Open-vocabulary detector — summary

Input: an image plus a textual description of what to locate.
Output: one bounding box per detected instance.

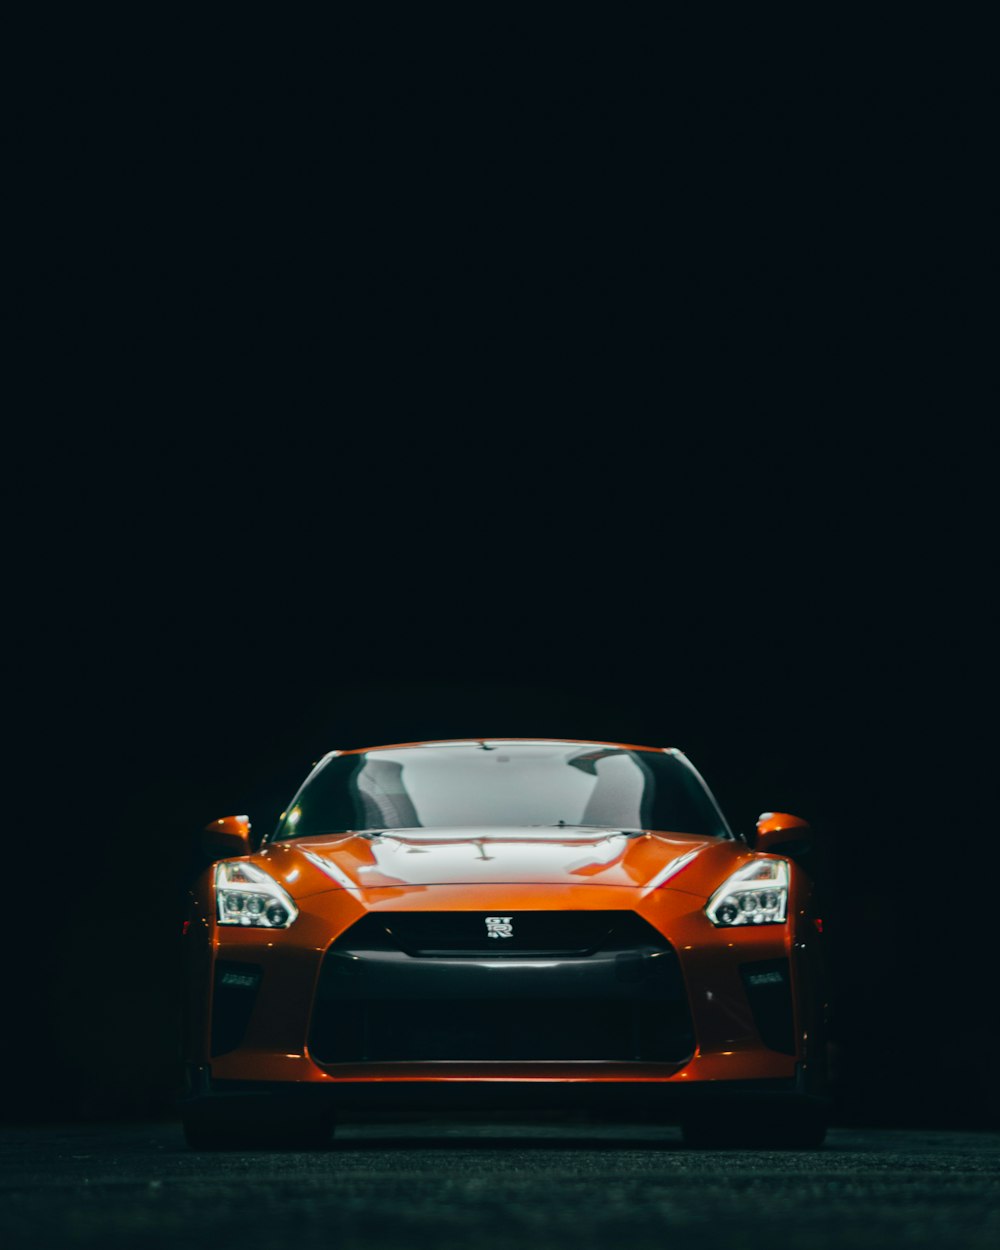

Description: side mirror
[202,815,252,860]
[754,811,812,856]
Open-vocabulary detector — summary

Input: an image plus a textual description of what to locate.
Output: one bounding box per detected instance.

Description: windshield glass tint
[272,742,729,840]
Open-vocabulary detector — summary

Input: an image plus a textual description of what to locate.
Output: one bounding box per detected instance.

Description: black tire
[681,1102,828,1150]
[182,1109,334,1150]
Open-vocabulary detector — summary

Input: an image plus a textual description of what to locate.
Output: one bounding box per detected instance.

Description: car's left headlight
[705,859,789,927]
[215,861,299,929]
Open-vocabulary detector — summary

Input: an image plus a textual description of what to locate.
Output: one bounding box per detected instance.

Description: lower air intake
[309,911,694,1064]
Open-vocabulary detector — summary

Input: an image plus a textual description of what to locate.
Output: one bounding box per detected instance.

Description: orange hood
[255,827,744,899]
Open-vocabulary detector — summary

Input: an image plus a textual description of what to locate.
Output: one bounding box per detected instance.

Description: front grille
[309,911,694,1064]
[333,910,666,957]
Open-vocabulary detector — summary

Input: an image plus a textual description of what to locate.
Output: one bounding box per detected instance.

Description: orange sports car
[181,739,830,1147]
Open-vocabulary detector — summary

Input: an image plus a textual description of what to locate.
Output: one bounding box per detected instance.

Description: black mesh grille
[312,996,692,1062]
[310,911,694,1064]
[332,910,669,957]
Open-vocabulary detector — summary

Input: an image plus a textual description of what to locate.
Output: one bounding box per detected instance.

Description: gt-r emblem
[485,916,513,939]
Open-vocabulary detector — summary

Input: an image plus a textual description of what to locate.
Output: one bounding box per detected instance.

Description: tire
[182,1107,334,1150]
[681,1102,828,1150]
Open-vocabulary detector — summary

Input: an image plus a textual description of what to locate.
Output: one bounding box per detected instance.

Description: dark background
[8,21,993,1127]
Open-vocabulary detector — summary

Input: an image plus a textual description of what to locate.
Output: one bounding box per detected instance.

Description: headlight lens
[705,859,789,927]
[215,862,299,929]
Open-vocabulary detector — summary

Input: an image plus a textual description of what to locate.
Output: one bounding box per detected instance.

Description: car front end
[181,741,830,1146]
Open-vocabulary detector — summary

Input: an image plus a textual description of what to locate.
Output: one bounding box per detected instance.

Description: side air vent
[740,958,795,1055]
[211,961,261,1057]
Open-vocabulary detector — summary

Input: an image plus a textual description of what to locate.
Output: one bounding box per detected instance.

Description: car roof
[334,738,678,756]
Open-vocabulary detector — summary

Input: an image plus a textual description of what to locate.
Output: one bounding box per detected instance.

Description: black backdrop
[8,31,994,1127]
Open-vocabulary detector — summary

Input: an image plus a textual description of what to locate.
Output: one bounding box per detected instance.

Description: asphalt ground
[2,1120,999,1250]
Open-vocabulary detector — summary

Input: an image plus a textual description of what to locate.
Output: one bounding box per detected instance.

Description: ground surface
[2,1121,999,1250]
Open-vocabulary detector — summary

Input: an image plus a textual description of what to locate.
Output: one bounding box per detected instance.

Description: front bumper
[184,882,825,1098]
[180,1065,828,1130]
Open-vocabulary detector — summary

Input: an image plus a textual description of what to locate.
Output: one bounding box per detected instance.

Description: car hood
[256,827,741,898]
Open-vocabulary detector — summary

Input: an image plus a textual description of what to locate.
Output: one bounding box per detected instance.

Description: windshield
[271,741,730,840]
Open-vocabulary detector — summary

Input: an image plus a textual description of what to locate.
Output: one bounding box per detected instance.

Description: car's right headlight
[705,859,789,927]
[215,861,299,929]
